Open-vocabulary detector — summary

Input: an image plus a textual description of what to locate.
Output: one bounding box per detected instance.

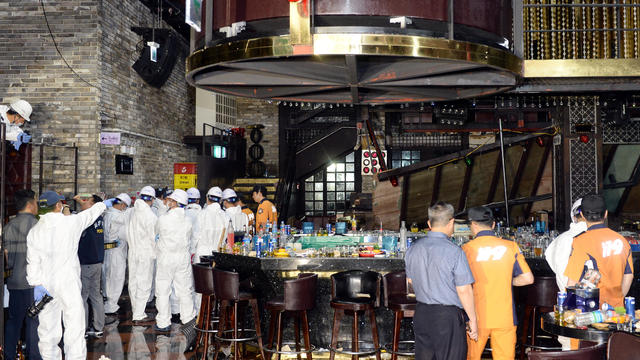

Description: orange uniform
[242,206,255,229]
[462,231,532,360]
[256,199,277,233]
[564,224,633,307]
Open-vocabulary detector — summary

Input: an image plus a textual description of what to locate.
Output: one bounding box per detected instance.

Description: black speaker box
[131,28,179,88]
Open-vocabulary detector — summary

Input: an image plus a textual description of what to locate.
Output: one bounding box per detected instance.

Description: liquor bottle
[399,221,407,254]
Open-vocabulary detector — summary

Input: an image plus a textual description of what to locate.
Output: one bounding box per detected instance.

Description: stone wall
[235,97,279,176]
[0,0,196,198]
[97,0,196,196]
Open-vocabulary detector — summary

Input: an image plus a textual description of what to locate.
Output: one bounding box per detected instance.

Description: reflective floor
[86,293,200,360]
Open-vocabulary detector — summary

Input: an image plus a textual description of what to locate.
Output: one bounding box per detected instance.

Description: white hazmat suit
[26,202,106,360]
[103,206,131,313]
[185,202,202,259]
[225,205,249,232]
[194,202,227,260]
[155,207,196,328]
[126,199,158,321]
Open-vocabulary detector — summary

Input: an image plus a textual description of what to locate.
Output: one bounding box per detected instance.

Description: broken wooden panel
[437,162,467,208]
[466,151,500,208]
[372,175,404,229]
[491,145,524,204]
[406,169,436,225]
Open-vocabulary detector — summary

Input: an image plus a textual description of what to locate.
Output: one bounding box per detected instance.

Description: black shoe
[153,323,171,332]
[86,328,104,338]
[105,312,118,317]
[171,313,181,324]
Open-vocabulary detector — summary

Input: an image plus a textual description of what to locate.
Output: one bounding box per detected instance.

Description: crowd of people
[3,184,277,360]
[406,193,633,360]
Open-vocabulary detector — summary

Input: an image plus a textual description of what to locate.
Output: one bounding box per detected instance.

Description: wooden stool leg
[391,311,402,360]
[214,301,228,360]
[250,299,266,360]
[195,295,206,358]
[369,308,381,360]
[520,305,532,360]
[200,296,212,360]
[531,306,538,348]
[301,311,312,360]
[294,312,302,360]
[352,311,359,360]
[329,309,344,360]
[276,311,284,360]
[267,310,278,360]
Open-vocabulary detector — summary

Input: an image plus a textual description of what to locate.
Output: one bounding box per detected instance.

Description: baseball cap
[468,206,494,223]
[39,191,64,207]
[580,194,606,215]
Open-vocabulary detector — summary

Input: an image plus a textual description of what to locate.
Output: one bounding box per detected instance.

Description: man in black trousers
[3,189,42,360]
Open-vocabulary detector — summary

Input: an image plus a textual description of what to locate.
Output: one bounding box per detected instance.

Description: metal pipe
[0,123,5,351]
[513,0,524,58]
[498,117,511,228]
[39,143,44,195]
[74,145,79,211]
[448,0,455,40]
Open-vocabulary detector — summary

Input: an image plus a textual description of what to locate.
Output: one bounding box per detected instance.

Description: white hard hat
[9,99,32,122]
[187,187,201,199]
[571,198,583,223]
[207,186,223,199]
[115,193,132,207]
[140,186,155,198]
[169,189,188,206]
[222,188,237,201]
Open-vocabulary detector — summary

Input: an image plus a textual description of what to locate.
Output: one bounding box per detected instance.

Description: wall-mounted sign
[100,132,121,145]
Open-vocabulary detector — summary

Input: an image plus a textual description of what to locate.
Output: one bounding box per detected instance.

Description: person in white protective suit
[222,188,249,232]
[0,98,32,149]
[126,186,158,324]
[544,198,587,350]
[194,187,227,260]
[184,187,202,261]
[153,189,196,332]
[103,193,132,315]
[26,190,106,360]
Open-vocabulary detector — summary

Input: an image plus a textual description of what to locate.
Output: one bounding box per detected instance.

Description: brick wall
[0,0,196,198]
[97,0,196,196]
[235,97,279,176]
[0,0,101,195]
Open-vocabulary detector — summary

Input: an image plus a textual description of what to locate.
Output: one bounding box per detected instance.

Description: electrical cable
[39,0,99,89]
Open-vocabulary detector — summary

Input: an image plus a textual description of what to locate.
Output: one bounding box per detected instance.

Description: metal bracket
[219,21,246,38]
[390,16,412,29]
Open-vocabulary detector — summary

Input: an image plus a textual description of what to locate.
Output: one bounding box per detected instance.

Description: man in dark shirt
[405,201,477,360]
[3,189,42,360]
[77,194,106,337]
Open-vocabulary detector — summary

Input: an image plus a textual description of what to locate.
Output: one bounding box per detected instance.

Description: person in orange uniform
[237,193,255,231]
[564,194,634,307]
[462,206,534,360]
[252,185,277,233]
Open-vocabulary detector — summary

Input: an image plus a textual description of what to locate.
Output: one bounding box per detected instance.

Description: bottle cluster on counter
[217,219,429,258]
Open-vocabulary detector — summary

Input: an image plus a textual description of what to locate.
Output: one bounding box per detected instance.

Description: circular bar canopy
[186,34,523,105]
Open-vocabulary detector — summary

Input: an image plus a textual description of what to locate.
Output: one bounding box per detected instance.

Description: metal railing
[522,0,640,60]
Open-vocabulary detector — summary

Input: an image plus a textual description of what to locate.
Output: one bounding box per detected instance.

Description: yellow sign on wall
[174,174,197,190]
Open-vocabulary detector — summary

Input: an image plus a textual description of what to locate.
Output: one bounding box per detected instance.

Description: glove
[10,140,22,151]
[34,285,50,302]
[115,239,121,247]
[104,198,115,207]
[20,132,31,143]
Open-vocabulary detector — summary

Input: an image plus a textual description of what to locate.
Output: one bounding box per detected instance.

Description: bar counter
[208,252,638,350]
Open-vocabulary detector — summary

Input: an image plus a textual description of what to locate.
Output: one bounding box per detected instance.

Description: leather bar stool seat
[265,273,318,360]
[212,268,266,360]
[329,270,382,360]
[383,271,416,360]
[519,276,560,359]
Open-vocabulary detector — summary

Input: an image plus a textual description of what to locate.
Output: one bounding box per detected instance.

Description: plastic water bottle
[255,235,264,258]
[399,221,407,254]
[242,233,251,256]
[574,310,615,327]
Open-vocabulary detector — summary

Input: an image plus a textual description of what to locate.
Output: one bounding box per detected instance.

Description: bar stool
[329,270,382,360]
[382,270,416,360]
[265,273,318,360]
[192,263,218,360]
[519,276,560,359]
[212,268,266,360]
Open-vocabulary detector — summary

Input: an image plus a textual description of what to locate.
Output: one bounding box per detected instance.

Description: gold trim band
[186,34,523,83]
[524,59,640,78]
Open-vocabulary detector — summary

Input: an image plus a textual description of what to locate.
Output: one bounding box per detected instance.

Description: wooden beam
[457,161,473,212]
[400,175,410,221]
[432,167,443,206]
[525,141,553,217]
[379,132,545,181]
[509,140,533,199]
[487,154,503,204]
